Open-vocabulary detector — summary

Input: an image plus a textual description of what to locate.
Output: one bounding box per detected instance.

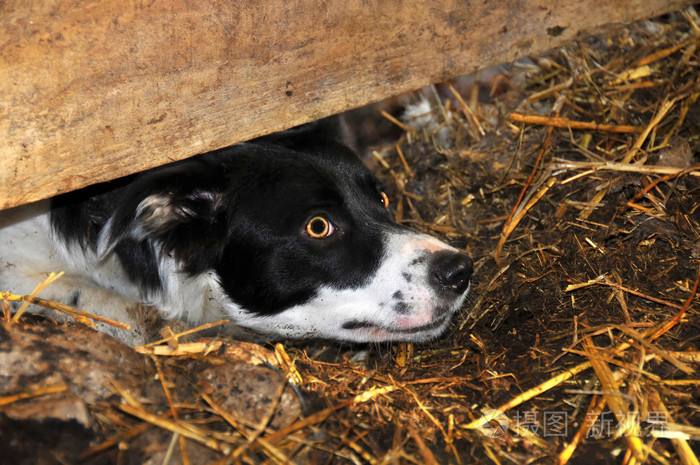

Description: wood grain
[0,0,691,209]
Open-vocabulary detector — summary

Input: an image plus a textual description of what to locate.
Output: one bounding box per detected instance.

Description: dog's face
[211,145,473,342]
[97,140,472,342]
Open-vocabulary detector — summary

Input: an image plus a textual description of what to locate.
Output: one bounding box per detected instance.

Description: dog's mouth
[341,313,449,335]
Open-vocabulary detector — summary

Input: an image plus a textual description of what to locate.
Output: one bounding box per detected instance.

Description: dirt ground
[2,7,699,465]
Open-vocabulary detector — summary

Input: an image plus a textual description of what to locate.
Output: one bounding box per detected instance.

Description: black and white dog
[0,120,472,345]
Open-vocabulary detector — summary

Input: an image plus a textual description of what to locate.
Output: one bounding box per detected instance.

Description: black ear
[97,161,228,272]
[253,115,353,151]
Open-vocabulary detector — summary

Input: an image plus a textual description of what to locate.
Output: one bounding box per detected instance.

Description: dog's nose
[429,250,473,295]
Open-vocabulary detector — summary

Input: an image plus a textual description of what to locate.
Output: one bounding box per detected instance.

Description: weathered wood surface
[0,0,691,209]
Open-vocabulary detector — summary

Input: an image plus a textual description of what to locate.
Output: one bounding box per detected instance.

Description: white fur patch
[0,202,225,344]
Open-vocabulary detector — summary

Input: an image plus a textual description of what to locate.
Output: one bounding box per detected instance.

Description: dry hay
[2,6,700,465]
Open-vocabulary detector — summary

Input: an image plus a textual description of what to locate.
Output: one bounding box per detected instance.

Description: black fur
[50,120,394,314]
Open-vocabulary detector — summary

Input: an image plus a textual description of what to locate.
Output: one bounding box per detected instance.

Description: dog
[0,119,473,345]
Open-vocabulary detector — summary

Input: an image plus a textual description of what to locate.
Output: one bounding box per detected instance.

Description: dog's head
[97,128,473,342]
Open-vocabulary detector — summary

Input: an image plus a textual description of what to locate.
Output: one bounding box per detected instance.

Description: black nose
[429,250,473,295]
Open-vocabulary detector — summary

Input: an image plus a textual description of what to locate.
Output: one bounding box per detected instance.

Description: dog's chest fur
[0,201,226,344]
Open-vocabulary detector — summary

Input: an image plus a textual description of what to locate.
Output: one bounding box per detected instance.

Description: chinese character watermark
[479,409,669,439]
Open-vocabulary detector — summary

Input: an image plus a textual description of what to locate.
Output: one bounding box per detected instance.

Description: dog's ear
[97,161,228,271]
[253,115,353,150]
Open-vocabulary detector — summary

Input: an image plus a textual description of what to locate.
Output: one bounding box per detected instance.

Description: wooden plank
[0,0,691,209]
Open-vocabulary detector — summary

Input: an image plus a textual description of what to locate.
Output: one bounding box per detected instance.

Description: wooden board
[0,0,691,209]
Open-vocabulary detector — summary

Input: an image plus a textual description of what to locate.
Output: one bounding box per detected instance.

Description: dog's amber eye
[380,191,390,209]
[305,215,334,239]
